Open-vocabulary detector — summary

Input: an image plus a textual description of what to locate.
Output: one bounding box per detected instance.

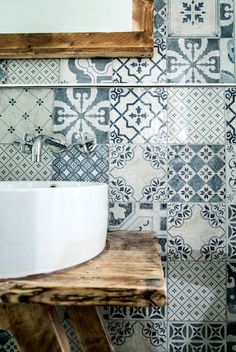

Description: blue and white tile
[168,88,225,144]
[168,0,218,37]
[0,60,8,83]
[110,88,167,144]
[168,203,226,261]
[112,40,166,83]
[221,39,235,83]
[169,322,226,351]
[226,145,236,202]
[7,59,60,84]
[60,58,112,83]
[167,38,220,83]
[0,331,18,352]
[168,261,226,321]
[58,308,82,352]
[168,145,226,203]
[53,88,110,145]
[0,88,53,144]
[220,0,234,38]
[154,0,167,38]
[0,145,52,181]
[110,145,168,203]
[226,88,236,143]
[228,205,236,261]
[227,262,236,321]
[227,322,236,351]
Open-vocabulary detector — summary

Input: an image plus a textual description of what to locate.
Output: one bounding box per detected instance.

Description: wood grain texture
[0,232,166,307]
[0,0,154,58]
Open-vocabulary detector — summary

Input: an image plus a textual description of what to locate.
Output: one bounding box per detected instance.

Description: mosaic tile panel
[112,40,166,83]
[168,203,226,261]
[60,58,112,83]
[168,88,225,144]
[226,88,236,143]
[0,145,52,181]
[226,145,236,202]
[227,262,236,322]
[0,60,8,84]
[220,0,234,38]
[53,88,110,145]
[221,39,235,83]
[168,261,226,321]
[168,0,218,37]
[110,88,167,144]
[168,145,226,203]
[7,59,60,84]
[167,38,220,83]
[110,145,168,203]
[228,205,236,261]
[154,0,167,37]
[0,88,54,144]
[52,144,109,182]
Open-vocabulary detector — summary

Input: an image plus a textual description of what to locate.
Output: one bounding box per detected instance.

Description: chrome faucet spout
[31,135,46,163]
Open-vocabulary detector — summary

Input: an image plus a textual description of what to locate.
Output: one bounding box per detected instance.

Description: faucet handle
[13,133,34,154]
[72,132,95,154]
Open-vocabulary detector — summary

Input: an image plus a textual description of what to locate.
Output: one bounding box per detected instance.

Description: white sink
[0,181,108,279]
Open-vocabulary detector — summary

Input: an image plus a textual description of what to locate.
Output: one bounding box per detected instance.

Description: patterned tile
[228,205,236,261]
[0,60,8,84]
[168,261,226,321]
[168,203,226,261]
[221,39,235,83]
[0,331,18,352]
[227,262,236,321]
[110,88,167,144]
[227,322,236,351]
[220,0,234,38]
[0,88,53,144]
[103,304,166,321]
[168,88,225,144]
[154,0,167,37]
[52,144,109,182]
[168,0,218,37]
[112,40,166,83]
[60,58,112,83]
[168,145,226,203]
[167,38,220,83]
[58,308,82,352]
[53,88,110,145]
[226,145,236,202]
[7,59,60,84]
[169,322,226,351]
[0,145,52,181]
[110,145,168,203]
[226,88,236,143]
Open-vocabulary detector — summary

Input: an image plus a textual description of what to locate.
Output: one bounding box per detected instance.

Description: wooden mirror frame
[0,0,154,59]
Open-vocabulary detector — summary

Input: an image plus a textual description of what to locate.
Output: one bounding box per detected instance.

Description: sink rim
[0,181,108,190]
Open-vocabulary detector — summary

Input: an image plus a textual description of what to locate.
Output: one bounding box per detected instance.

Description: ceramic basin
[0,181,108,279]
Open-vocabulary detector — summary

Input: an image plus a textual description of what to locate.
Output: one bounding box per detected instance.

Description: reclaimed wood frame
[0,0,154,59]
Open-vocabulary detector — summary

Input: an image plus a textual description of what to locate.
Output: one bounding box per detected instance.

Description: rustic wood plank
[0,304,70,352]
[0,232,166,307]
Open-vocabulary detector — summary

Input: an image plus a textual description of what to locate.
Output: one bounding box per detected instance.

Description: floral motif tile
[60,58,112,83]
[226,88,236,143]
[168,0,218,37]
[112,40,166,83]
[226,145,236,202]
[0,331,18,352]
[227,262,236,321]
[110,88,167,144]
[227,322,236,351]
[0,88,53,144]
[221,39,235,83]
[169,322,226,351]
[7,59,60,84]
[0,60,8,84]
[0,145,52,181]
[166,38,220,83]
[220,0,234,38]
[52,144,109,182]
[103,304,166,322]
[168,145,226,203]
[168,88,225,144]
[53,88,110,145]
[154,0,167,37]
[110,145,168,203]
[168,261,226,321]
[228,205,236,261]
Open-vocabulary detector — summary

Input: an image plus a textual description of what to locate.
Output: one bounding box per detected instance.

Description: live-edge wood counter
[0,231,167,352]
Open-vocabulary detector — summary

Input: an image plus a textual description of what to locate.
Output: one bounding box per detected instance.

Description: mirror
[0,0,153,59]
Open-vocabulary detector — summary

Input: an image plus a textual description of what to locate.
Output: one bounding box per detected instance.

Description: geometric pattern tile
[228,322,236,352]
[112,40,166,83]
[60,58,112,84]
[168,0,218,37]
[110,88,167,144]
[167,38,220,83]
[154,0,167,37]
[103,304,166,321]
[168,88,225,144]
[221,39,235,83]
[7,59,60,84]
[168,203,226,261]
[0,331,18,352]
[220,0,234,38]
[52,145,109,182]
[0,60,8,84]
[53,88,110,145]
[226,88,236,143]
[169,322,226,351]
[0,88,54,144]
[227,205,236,261]
[0,145,52,181]
[168,261,226,321]
[168,145,226,203]
[57,307,82,352]
[226,145,236,202]
[110,144,168,203]
[227,262,236,321]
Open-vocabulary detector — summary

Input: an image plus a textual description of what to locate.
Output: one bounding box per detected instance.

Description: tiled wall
[0,1,236,351]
